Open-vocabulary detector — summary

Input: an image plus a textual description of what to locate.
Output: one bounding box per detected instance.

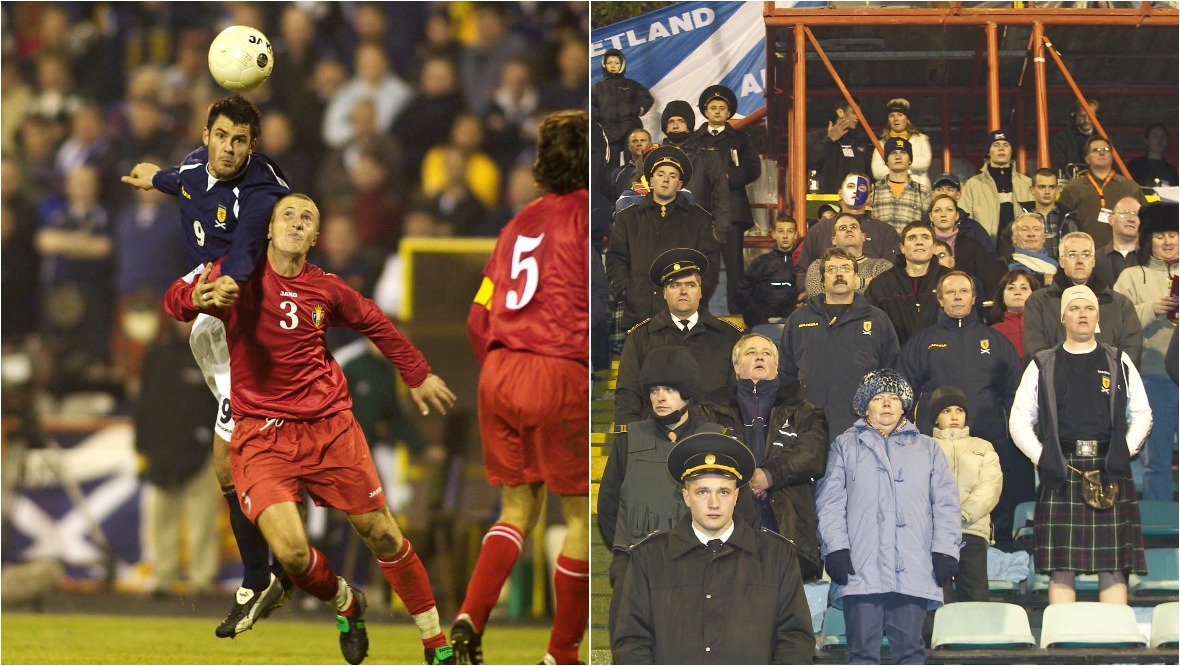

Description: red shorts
[229,410,386,523]
[478,348,588,495]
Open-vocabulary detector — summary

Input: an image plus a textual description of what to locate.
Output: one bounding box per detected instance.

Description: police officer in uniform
[613,248,744,426]
[610,432,815,664]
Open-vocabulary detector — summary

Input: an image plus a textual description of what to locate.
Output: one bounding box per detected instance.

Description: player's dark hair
[534,110,588,194]
[207,95,262,142]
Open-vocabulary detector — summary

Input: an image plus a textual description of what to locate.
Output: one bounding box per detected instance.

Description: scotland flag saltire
[591,1,821,138]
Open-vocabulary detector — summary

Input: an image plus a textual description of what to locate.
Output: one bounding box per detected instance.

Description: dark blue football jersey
[152,146,291,284]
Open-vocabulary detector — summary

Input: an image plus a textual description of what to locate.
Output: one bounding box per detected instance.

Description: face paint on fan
[841,175,869,208]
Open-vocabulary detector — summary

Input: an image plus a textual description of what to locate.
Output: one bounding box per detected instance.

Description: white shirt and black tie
[676,312,700,334]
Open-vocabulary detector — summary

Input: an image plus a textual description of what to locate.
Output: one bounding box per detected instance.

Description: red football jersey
[468,191,589,365]
[165,259,430,421]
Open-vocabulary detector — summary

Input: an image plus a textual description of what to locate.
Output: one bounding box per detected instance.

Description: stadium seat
[1039,602,1148,648]
[751,323,785,342]
[1139,501,1179,539]
[930,601,1035,650]
[1130,548,1180,596]
[820,608,888,649]
[1011,501,1035,542]
[1150,602,1179,648]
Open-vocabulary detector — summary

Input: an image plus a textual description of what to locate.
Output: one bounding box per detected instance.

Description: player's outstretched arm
[409,373,457,416]
[120,162,162,191]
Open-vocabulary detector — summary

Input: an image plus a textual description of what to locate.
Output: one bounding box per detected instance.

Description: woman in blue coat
[815,369,962,665]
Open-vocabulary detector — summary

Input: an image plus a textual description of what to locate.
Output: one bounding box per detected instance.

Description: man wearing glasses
[802,213,893,297]
[1057,135,1147,248]
[779,247,899,436]
[1023,230,1143,365]
[1095,197,1143,287]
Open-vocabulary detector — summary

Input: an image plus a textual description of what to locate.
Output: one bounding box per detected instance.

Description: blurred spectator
[459,3,529,116]
[322,42,412,150]
[807,100,873,195]
[1127,123,1179,187]
[482,163,541,236]
[483,57,541,176]
[319,98,405,202]
[2,160,41,342]
[392,55,465,190]
[15,115,63,203]
[372,205,453,319]
[413,11,461,76]
[539,38,588,113]
[259,110,314,193]
[421,113,502,211]
[269,5,325,162]
[348,148,403,253]
[312,207,385,299]
[135,317,220,598]
[160,29,217,131]
[55,101,115,188]
[29,51,82,123]
[35,164,116,394]
[1,58,35,151]
[112,97,177,192]
[429,146,488,236]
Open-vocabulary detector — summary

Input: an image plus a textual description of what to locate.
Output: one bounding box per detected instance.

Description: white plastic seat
[930,601,1035,650]
[1150,601,1179,648]
[1039,602,1147,648]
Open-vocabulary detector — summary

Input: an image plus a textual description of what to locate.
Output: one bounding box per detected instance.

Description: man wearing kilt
[1010,284,1153,604]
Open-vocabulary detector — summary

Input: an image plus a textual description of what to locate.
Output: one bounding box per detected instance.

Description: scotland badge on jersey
[216,205,228,228]
[311,305,326,328]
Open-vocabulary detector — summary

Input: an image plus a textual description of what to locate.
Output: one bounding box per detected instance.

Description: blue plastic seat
[1139,501,1179,539]
[751,323,786,343]
[1011,501,1036,542]
[1130,548,1179,596]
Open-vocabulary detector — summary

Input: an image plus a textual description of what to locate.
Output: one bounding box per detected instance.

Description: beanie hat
[661,100,695,134]
[885,137,913,161]
[928,386,969,422]
[1060,284,1100,319]
[853,368,914,418]
[986,129,1011,150]
[639,346,702,402]
[886,98,911,115]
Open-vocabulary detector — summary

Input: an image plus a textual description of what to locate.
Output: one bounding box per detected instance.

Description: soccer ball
[208,25,274,93]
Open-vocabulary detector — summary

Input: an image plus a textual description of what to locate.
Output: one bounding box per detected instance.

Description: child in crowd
[929,385,1003,603]
[591,49,653,168]
[734,216,799,327]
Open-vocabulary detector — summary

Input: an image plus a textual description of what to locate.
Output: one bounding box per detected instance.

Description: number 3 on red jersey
[505,233,544,310]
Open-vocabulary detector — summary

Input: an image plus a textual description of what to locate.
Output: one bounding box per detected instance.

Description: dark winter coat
[611,515,815,665]
[687,123,760,226]
[864,259,949,346]
[661,137,733,236]
[778,293,900,436]
[591,49,654,144]
[806,126,873,195]
[702,381,830,581]
[135,333,217,486]
[734,248,797,318]
[1022,269,1143,367]
[605,193,721,330]
[614,308,744,426]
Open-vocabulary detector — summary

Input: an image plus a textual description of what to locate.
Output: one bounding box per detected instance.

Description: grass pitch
[1,612,577,664]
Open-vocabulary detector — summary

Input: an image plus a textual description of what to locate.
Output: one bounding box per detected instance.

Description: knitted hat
[639,346,702,402]
[986,129,1011,150]
[853,368,914,418]
[661,100,695,133]
[885,137,912,161]
[1059,284,1100,319]
[1136,202,1179,265]
[929,385,969,422]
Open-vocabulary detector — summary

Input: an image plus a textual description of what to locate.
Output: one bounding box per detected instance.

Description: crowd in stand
[1,1,588,406]
[593,66,1178,663]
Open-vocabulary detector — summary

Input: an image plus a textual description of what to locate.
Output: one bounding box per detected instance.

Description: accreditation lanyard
[1085,171,1115,208]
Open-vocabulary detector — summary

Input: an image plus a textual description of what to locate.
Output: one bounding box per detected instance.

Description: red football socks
[457,522,525,633]
[289,546,339,602]
[377,538,443,645]
[548,554,589,664]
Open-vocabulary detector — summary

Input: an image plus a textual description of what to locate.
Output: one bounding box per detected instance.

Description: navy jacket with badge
[895,309,1021,451]
[152,147,291,283]
[778,293,899,436]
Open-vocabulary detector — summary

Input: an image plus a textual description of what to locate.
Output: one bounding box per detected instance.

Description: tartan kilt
[1033,452,1147,575]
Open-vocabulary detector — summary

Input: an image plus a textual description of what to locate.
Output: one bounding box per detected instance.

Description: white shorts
[189,313,234,440]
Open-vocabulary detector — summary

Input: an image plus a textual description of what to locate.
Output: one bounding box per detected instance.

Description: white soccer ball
[208,25,274,93]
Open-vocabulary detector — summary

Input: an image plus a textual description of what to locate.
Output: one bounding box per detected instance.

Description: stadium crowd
[593,68,1178,662]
